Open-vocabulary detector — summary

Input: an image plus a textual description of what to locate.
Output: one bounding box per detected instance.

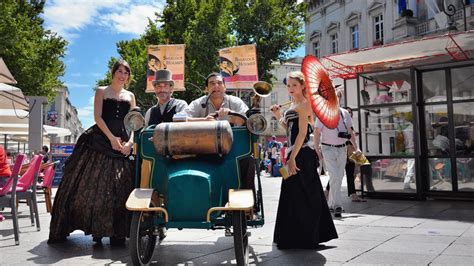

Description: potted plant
[401,9,414,18]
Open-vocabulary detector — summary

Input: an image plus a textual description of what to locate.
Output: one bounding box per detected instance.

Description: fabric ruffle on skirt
[49,135,134,241]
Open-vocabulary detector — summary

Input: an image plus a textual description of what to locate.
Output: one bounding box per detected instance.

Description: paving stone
[430,254,474,265]
[371,240,451,255]
[1,178,473,265]
[442,243,474,257]
[367,216,425,228]
[347,251,437,265]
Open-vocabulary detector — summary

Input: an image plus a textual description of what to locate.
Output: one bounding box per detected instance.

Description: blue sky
[43,0,304,129]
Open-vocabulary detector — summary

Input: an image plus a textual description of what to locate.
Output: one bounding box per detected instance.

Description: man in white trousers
[314,89,360,217]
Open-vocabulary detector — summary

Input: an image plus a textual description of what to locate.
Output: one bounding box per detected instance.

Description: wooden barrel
[152,121,233,156]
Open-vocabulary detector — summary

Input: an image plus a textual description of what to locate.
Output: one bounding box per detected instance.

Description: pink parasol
[301,55,340,129]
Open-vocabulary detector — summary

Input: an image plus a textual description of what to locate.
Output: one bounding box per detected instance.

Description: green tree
[231,0,306,82]
[180,0,232,101]
[99,0,305,110]
[0,0,67,100]
[96,21,167,108]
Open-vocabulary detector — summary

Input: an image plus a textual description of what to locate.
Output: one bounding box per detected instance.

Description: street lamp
[442,0,467,31]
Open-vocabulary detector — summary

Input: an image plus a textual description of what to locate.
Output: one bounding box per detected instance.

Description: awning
[0,83,28,110]
[0,58,17,84]
[0,83,29,135]
[1,83,71,137]
[0,123,71,137]
[321,30,474,79]
[43,125,71,137]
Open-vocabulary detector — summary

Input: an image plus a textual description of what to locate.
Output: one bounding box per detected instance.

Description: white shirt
[315,108,353,145]
[179,94,249,118]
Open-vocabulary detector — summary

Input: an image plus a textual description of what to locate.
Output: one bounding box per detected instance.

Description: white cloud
[90,73,103,77]
[65,82,90,88]
[43,0,164,41]
[76,97,95,128]
[101,4,162,35]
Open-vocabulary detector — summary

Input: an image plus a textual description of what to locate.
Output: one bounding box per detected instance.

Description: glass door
[420,65,474,196]
[357,68,418,196]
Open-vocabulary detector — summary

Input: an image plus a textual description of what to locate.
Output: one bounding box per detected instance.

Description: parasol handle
[278,101,292,108]
[269,101,292,112]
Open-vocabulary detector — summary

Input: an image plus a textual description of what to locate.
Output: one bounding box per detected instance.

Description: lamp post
[442,0,467,31]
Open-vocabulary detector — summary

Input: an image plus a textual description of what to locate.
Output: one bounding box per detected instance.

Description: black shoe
[334,207,343,218]
[110,236,126,246]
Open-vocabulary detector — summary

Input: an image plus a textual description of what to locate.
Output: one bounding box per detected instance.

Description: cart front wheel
[130,211,157,265]
[232,210,249,266]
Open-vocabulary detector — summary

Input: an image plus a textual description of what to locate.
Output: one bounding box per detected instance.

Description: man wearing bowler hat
[145,69,188,125]
[143,69,188,240]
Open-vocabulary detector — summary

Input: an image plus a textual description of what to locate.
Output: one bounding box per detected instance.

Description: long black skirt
[48,135,134,241]
[273,147,338,249]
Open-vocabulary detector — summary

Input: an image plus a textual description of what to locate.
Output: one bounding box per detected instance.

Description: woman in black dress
[271,71,337,249]
[48,60,136,245]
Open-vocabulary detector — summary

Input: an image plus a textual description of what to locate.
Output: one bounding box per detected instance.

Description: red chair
[0,154,26,245]
[9,154,43,231]
[36,161,58,213]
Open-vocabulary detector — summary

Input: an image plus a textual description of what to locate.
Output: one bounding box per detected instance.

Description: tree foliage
[99,0,306,110]
[0,0,67,100]
[231,0,307,82]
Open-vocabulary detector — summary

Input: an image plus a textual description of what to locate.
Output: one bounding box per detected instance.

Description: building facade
[306,0,474,58]
[262,58,303,136]
[44,87,83,144]
[305,0,474,199]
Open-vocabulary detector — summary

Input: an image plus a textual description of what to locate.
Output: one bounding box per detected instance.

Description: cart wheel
[130,211,157,265]
[232,210,249,266]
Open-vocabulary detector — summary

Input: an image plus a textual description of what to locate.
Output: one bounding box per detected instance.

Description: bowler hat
[152,69,174,86]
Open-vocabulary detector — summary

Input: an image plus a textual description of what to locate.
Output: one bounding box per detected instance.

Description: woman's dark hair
[42,145,49,152]
[111,59,132,87]
[111,59,131,77]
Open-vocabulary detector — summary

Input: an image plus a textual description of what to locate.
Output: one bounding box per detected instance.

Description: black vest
[148,99,178,125]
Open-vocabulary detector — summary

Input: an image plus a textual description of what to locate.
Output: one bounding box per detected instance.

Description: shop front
[323,31,474,199]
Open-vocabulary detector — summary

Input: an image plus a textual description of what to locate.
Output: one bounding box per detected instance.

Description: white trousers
[321,145,347,209]
[404,159,416,184]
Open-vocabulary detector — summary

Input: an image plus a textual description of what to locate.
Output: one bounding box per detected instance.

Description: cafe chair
[0,154,26,245]
[36,161,59,213]
[9,154,43,231]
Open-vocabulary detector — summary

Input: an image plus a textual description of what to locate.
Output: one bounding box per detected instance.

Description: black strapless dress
[273,110,338,249]
[49,98,135,241]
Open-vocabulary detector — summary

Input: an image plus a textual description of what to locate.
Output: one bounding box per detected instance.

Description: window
[374,14,384,44]
[350,24,359,49]
[313,41,320,58]
[330,34,338,54]
[271,91,278,104]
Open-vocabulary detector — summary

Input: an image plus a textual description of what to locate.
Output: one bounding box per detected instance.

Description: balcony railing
[415,21,429,35]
